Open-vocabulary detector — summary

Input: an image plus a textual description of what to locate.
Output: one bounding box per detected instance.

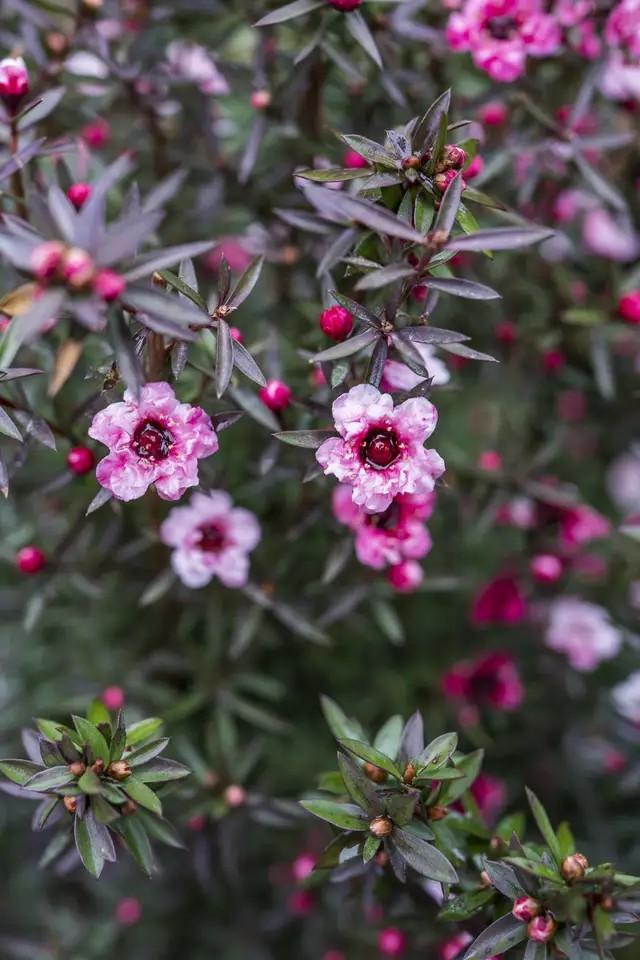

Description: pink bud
[292,852,317,881]
[115,897,142,926]
[478,101,507,127]
[230,326,243,343]
[287,889,315,915]
[250,89,271,110]
[0,57,29,109]
[618,290,640,325]
[530,554,563,584]
[81,118,111,149]
[439,931,473,960]
[342,148,368,169]
[66,182,92,210]
[320,305,353,341]
[477,450,502,472]
[101,685,125,711]
[465,155,484,180]
[224,784,246,807]
[323,952,346,960]
[378,928,407,957]
[434,169,460,193]
[186,813,208,831]
[31,241,65,281]
[311,367,326,387]
[327,0,363,8]
[62,248,95,288]
[16,545,46,574]
[388,561,423,593]
[513,896,543,923]
[259,379,292,412]
[542,349,566,374]
[527,914,557,943]
[93,269,126,302]
[495,320,517,345]
[67,446,95,475]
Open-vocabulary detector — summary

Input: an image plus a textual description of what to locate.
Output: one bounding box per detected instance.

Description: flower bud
[527,914,557,943]
[530,553,563,584]
[401,154,421,170]
[364,761,386,783]
[66,182,92,210]
[31,241,65,281]
[618,290,640,325]
[342,148,368,169]
[81,117,111,149]
[320,305,353,341]
[465,155,484,180]
[62,248,95,288]
[93,269,126,302]
[108,760,132,781]
[259,379,292,412]
[561,852,588,882]
[369,815,393,838]
[92,758,105,775]
[250,89,271,110]
[377,927,406,957]
[479,101,507,127]
[0,57,29,110]
[67,446,95,475]
[68,761,86,777]
[440,144,467,170]
[327,0,363,9]
[433,170,461,193]
[224,784,246,807]
[426,805,448,821]
[388,561,422,593]
[101,685,125,710]
[403,763,416,784]
[63,795,78,814]
[512,896,542,923]
[16,545,46,574]
[230,326,243,343]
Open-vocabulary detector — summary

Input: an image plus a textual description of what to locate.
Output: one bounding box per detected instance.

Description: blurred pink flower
[160,491,260,588]
[545,596,622,671]
[89,382,218,501]
[204,238,252,273]
[612,671,640,723]
[101,686,125,711]
[316,384,444,514]
[378,928,407,957]
[471,772,507,821]
[381,341,450,393]
[333,486,434,570]
[442,651,524,711]
[439,931,473,960]
[115,897,142,926]
[560,505,610,549]
[582,208,640,262]
[388,560,424,593]
[607,449,640,513]
[471,575,528,625]
[166,40,229,94]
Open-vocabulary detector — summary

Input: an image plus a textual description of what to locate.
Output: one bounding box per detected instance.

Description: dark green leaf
[123,775,163,815]
[339,739,402,779]
[337,751,383,815]
[525,787,562,865]
[392,827,458,883]
[438,887,494,921]
[133,759,190,783]
[300,798,369,830]
[226,257,264,311]
[0,759,42,785]
[23,766,75,792]
[424,277,500,300]
[462,915,529,960]
[72,716,110,765]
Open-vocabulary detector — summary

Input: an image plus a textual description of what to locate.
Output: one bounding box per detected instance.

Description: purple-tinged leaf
[142,169,187,213]
[317,228,358,277]
[440,342,498,362]
[23,766,75,792]
[330,291,381,327]
[274,430,334,449]
[123,241,213,283]
[0,289,66,367]
[367,337,388,387]
[432,171,464,240]
[424,277,501,300]
[0,367,44,381]
[255,0,323,25]
[392,828,458,883]
[47,184,77,243]
[17,87,64,130]
[111,313,144,398]
[96,210,165,268]
[296,167,371,182]
[345,11,382,68]
[0,407,22,442]
[215,318,234,398]
[232,340,267,387]
[398,326,468,345]
[355,264,415,291]
[462,914,528,960]
[226,256,264,311]
[239,115,266,185]
[0,138,45,184]
[446,226,554,252]
[310,328,380,363]
[414,89,451,155]
[303,183,426,245]
[124,286,208,327]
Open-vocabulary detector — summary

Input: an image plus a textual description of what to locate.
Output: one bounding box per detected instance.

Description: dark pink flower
[101,686,125,711]
[465,155,484,179]
[327,0,363,10]
[93,269,126,302]
[0,56,29,109]
[317,385,444,514]
[478,100,508,126]
[471,772,507,821]
[259,379,292,412]
[89,382,219,501]
[439,932,473,960]
[204,238,252,273]
[378,928,407,957]
[66,182,92,210]
[115,897,142,926]
[618,290,640,324]
[471,575,527,626]
[320,305,353,341]
[81,118,111,149]
[441,650,524,711]
[292,852,317,881]
[333,486,434,570]
[16,545,46,575]
[342,148,369,168]
[160,490,260,588]
[67,446,95,475]
[388,560,424,593]
[288,889,315,914]
[530,553,563,583]
[560,505,610,549]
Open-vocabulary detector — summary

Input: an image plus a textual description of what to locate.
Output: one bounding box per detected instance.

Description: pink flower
[471,575,527,625]
[601,50,640,100]
[378,928,407,957]
[287,889,315,914]
[0,56,29,108]
[441,651,524,711]
[478,100,507,126]
[292,852,317,882]
[560,505,610,549]
[618,290,640,324]
[166,40,229,95]
[101,686,125,710]
[204,238,252,273]
[115,897,142,926]
[446,0,561,83]
[93,269,126,302]
[439,932,473,960]
[333,486,434,570]
[89,382,219,502]
[81,118,111,149]
[388,560,424,593]
[160,491,260,588]
[465,155,484,179]
[606,0,640,57]
[471,772,506,821]
[607,449,640,513]
[316,385,444,514]
[497,495,536,529]
[530,553,563,583]
[381,342,450,393]
[583,208,640,262]
[545,596,622,671]
[259,379,292,412]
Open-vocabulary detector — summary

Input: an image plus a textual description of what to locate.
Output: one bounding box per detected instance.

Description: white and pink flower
[89,382,218,502]
[316,384,444,514]
[333,485,434,570]
[445,0,561,83]
[545,596,622,671]
[160,491,260,589]
[381,343,451,394]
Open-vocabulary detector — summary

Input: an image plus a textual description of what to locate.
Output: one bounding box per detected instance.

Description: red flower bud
[31,241,65,281]
[93,269,126,302]
[561,852,589,882]
[527,914,557,943]
[250,89,271,110]
[618,290,640,325]
[224,784,246,807]
[320,305,354,341]
[67,446,95,475]
[66,182,92,210]
[230,326,243,343]
[478,101,507,127]
[388,560,422,593]
[342,148,368,169]
[259,379,292,412]
[327,0,363,9]
[16,545,46,574]
[62,248,95,288]
[512,896,543,923]
[0,57,29,110]
[530,553,563,584]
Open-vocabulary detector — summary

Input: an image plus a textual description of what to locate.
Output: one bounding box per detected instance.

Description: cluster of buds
[30,242,126,302]
[432,145,469,194]
[0,56,29,112]
[512,897,557,943]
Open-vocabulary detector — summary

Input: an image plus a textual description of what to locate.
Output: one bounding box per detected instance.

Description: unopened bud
[426,804,448,821]
[122,799,138,815]
[31,241,65,281]
[108,760,132,781]
[364,762,386,783]
[63,795,78,813]
[0,56,29,110]
[440,144,467,170]
[250,89,271,110]
[527,914,557,943]
[561,852,589,882]
[224,784,246,807]
[369,815,393,838]
[402,154,421,170]
[61,247,94,288]
[489,835,506,854]
[403,763,416,784]
[91,758,105,775]
[68,761,86,777]
[151,271,166,288]
[512,896,542,923]
[375,850,390,867]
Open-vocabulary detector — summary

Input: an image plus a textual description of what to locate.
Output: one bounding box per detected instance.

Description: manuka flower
[89,382,218,502]
[332,486,434,570]
[316,384,444,514]
[441,650,525,712]
[545,596,622,671]
[446,0,561,82]
[160,491,260,588]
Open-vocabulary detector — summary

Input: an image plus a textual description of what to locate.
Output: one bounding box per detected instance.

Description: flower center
[487,15,517,39]
[361,429,400,470]
[197,523,225,553]
[132,420,174,461]
[367,501,401,530]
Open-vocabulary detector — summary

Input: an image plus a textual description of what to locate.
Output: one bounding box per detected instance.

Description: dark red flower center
[361,429,400,469]
[132,420,174,461]
[197,524,226,553]
[487,15,517,39]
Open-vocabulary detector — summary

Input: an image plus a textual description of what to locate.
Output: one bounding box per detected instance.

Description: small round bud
[250,89,271,110]
[477,450,502,472]
[66,182,92,210]
[92,758,105,775]
[426,805,448,821]
[479,101,507,127]
[320,305,353,341]
[67,446,95,475]
[16,545,46,574]
[377,927,407,958]
[364,761,386,783]
[63,795,78,813]
[388,561,422,593]
[495,320,518,345]
[68,761,86,777]
[433,170,460,193]
[530,553,563,584]
[62,248,95,288]
[527,914,557,943]
[108,760,132,781]
[0,56,29,110]
[115,897,142,926]
[403,763,416,784]
[369,815,393,838]
[230,326,243,343]
[618,290,640,325]
[31,241,65,281]
[224,784,247,807]
[259,379,292,412]
[327,0,363,9]
[81,118,111,149]
[542,348,565,374]
[342,148,368,169]
[561,852,589,882]
[101,685,125,711]
[441,144,467,169]
[512,896,543,923]
[402,154,421,170]
[93,269,126,302]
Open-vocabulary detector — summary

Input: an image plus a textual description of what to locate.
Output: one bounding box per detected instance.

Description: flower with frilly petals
[471,574,527,625]
[316,384,444,514]
[441,650,524,712]
[333,486,434,570]
[612,671,640,724]
[446,0,561,83]
[160,491,260,588]
[89,382,218,502]
[545,596,622,671]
